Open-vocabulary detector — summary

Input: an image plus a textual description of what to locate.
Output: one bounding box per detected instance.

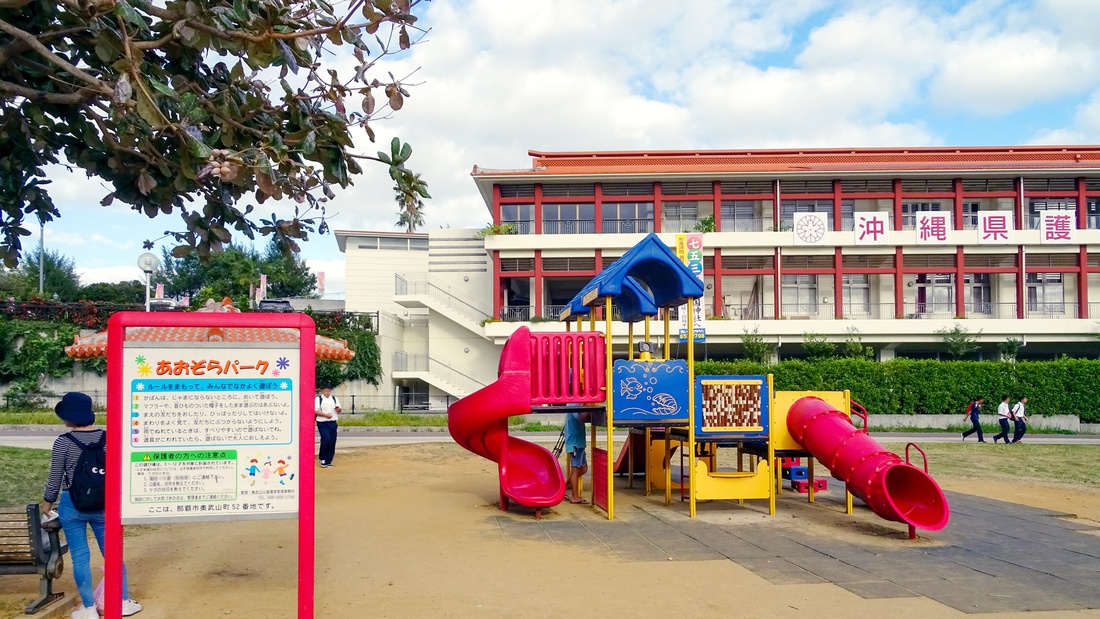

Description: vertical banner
[259,273,267,301]
[154,284,164,299]
[677,233,706,342]
[317,272,325,296]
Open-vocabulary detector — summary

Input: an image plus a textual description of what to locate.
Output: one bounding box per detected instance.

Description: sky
[36,0,1100,295]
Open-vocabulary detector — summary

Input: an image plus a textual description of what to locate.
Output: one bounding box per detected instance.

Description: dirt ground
[4,442,1100,618]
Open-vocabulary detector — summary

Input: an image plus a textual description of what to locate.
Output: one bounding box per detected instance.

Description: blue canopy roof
[563,233,704,316]
[559,276,657,323]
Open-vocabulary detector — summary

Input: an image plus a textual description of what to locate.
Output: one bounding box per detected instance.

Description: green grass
[872,423,1077,435]
[512,421,563,432]
[879,442,1100,487]
[0,411,107,425]
[0,446,50,505]
[339,412,448,426]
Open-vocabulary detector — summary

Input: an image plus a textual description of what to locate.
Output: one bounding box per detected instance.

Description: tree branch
[0,19,110,94]
[0,78,95,104]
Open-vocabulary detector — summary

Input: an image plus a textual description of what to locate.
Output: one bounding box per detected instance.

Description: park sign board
[104,312,317,619]
[120,346,301,523]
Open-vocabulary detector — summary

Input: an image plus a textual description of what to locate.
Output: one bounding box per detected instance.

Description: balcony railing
[963,302,1018,319]
[724,304,775,320]
[395,273,492,324]
[500,306,531,321]
[901,302,957,318]
[720,218,768,232]
[779,304,833,320]
[542,220,595,234]
[500,220,533,234]
[602,219,655,234]
[1026,303,1078,319]
[543,304,567,320]
[840,302,896,320]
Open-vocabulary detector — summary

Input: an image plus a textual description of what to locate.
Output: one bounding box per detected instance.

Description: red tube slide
[448,327,566,510]
[787,396,950,531]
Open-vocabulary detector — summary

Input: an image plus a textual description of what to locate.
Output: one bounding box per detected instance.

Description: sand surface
[4,442,1100,618]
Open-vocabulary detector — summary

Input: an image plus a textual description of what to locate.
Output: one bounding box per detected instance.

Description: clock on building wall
[793,212,828,245]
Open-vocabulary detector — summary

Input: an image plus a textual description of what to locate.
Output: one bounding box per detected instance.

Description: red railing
[529,332,606,405]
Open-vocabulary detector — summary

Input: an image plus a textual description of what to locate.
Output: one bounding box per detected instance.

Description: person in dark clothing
[961,397,986,442]
[1011,396,1029,443]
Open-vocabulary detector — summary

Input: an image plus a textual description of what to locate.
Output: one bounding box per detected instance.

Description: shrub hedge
[693,358,1100,422]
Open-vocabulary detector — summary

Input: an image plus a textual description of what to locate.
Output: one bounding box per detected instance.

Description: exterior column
[773,180,781,230]
[834,247,843,319]
[713,248,723,318]
[893,179,902,231]
[953,178,964,230]
[492,184,502,225]
[1078,177,1087,229]
[1015,177,1024,230]
[492,251,502,318]
[833,179,842,231]
[653,181,663,233]
[1017,246,1025,319]
[894,247,904,319]
[1079,245,1089,319]
[955,246,965,318]
[594,183,603,234]
[712,181,722,232]
[774,247,782,319]
[533,184,543,234]
[534,250,543,320]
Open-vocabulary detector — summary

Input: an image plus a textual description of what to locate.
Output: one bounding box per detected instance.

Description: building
[341,146,1100,409]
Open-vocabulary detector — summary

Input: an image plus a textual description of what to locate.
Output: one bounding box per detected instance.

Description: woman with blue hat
[41,392,143,618]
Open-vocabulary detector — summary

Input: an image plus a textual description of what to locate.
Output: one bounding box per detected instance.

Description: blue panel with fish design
[612,360,690,424]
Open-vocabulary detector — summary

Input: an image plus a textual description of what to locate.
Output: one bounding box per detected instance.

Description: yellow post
[808,457,815,504]
[767,373,776,516]
[628,323,634,360]
[604,296,615,519]
[577,316,583,332]
[644,316,651,349]
[686,297,697,518]
[663,309,670,360]
[664,434,672,506]
[644,427,651,497]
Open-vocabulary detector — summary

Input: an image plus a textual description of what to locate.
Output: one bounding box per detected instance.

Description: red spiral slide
[448,326,605,511]
[787,396,950,531]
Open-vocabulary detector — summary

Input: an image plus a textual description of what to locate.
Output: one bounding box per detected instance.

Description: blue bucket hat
[54,392,95,427]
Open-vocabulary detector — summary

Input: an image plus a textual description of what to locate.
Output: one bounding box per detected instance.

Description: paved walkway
[495,492,1100,614]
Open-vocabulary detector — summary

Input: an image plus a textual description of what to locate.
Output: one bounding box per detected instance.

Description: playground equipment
[448,232,950,536]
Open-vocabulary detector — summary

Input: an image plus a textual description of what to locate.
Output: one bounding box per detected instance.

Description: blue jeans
[317,420,338,465]
[58,493,130,607]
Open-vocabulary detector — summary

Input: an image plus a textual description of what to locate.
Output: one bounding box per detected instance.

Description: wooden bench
[0,504,68,614]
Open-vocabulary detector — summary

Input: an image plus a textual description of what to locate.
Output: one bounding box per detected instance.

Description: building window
[914,274,954,315]
[965,273,991,314]
[961,201,980,229]
[1026,273,1065,314]
[720,200,763,232]
[1088,198,1100,230]
[501,204,534,234]
[781,200,853,230]
[781,274,817,317]
[602,202,654,233]
[662,200,713,233]
[841,274,870,315]
[901,202,941,229]
[1028,198,1076,230]
[542,203,595,234]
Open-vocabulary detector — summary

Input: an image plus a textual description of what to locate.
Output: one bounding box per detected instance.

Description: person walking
[563,410,590,504]
[42,392,142,618]
[961,397,986,442]
[1011,396,1029,443]
[315,387,341,468]
[993,395,1013,443]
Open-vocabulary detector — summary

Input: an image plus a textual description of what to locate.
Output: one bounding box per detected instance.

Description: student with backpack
[961,396,986,442]
[1011,396,1029,443]
[315,386,341,468]
[41,392,142,618]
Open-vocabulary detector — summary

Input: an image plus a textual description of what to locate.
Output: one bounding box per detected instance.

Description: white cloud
[1029,88,1100,143]
[305,259,345,296]
[76,265,145,285]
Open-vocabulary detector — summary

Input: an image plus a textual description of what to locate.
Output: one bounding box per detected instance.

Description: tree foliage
[79,279,146,304]
[155,241,316,307]
[739,325,775,365]
[0,249,82,300]
[800,332,835,361]
[938,323,981,360]
[308,310,381,387]
[0,318,81,406]
[0,0,430,265]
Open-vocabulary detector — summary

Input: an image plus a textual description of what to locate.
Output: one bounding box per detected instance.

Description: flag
[317,271,325,295]
[258,273,267,301]
[154,284,164,299]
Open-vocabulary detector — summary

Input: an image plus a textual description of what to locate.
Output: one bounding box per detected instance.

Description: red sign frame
[103,312,317,618]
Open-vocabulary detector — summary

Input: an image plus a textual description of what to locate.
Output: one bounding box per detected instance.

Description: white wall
[344,234,428,314]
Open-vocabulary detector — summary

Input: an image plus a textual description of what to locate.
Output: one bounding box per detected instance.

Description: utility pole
[38,215,44,296]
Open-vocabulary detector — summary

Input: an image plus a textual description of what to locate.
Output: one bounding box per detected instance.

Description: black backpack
[64,433,106,512]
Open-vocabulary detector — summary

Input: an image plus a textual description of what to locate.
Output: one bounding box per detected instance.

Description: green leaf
[148,78,178,100]
[114,0,149,30]
[398,141,412,163]
[300,131,317,155]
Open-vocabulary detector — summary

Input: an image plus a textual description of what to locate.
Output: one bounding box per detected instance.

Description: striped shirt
[43,429,104,503]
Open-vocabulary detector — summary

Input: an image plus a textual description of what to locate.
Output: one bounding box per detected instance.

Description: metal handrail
[850,400,868,431]
[429,354,487,394]
[395,273,491,323]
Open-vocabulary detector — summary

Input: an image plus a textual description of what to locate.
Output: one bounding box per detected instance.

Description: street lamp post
[38,215,44,296]
[137,252,161,312]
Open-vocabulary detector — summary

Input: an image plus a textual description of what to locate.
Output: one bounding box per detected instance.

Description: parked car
[257,299,295,313]
[149,298,181,311]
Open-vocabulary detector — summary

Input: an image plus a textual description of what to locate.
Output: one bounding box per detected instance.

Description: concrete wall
[343,233,428,314]
[872,413,1083,432]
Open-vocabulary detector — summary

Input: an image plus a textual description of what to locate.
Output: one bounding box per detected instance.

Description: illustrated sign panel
[120,344,300,524]
[694,375,770,438]
[612,360,690,424]
[675,233,706,342]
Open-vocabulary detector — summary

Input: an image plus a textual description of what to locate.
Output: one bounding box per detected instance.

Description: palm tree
[395,190,425,233]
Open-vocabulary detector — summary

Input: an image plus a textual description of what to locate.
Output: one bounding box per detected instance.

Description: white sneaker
[71,606,98,619]
[123,599,144,616]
